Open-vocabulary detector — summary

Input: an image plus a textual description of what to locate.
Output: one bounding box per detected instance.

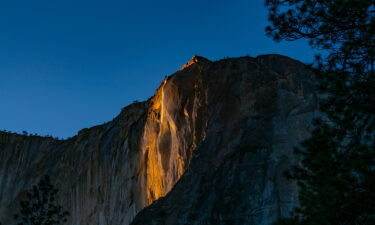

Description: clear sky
[0,0,316,138]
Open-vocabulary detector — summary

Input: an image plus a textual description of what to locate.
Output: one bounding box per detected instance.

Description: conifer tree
[265,0,375,224]
[14,175,69,225]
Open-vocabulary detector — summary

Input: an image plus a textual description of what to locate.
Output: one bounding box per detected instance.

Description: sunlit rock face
[131,55,318,225]
[0,55,317,225]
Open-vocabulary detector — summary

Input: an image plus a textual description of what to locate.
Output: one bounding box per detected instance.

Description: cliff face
[0,55,318,225]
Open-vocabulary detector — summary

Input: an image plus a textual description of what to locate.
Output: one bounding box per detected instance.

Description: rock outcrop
[0,55,318,225]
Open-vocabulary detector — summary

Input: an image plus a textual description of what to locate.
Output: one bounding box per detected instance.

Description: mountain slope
[0,55,317,225]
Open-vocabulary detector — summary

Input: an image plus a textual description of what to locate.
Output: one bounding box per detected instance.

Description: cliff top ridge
[179,55,211,71]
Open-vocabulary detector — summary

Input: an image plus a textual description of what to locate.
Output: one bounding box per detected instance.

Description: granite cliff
[0,55,318,225]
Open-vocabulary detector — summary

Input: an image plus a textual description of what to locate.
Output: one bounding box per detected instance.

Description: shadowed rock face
[0,55,318,225]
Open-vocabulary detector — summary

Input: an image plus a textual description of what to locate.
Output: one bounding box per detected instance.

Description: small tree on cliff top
[14,175,69,225]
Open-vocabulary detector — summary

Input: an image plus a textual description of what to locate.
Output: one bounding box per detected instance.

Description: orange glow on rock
[139,78,187,205]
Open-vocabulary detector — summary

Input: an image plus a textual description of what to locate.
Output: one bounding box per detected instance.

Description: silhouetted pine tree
[14,175,69,225]
[265,0,375,224]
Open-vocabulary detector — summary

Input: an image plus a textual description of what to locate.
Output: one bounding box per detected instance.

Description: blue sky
[0,0,316,138]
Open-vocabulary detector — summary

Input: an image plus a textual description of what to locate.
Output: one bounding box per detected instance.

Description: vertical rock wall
[0,55,318,225]
[131,55,318,225]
